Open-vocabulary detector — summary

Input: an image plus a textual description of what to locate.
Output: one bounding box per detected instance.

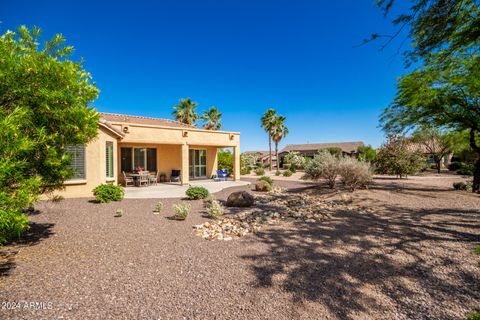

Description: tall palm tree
[261,108,277,171]
[271,115,288,171]
[172,98,199,126]
[201,107,222,130]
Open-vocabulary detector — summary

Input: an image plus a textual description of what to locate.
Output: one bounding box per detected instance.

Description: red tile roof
[99,112,194,129]
[280,141,364,154]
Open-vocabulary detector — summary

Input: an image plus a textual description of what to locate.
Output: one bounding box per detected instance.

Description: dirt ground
[0,174,479,320]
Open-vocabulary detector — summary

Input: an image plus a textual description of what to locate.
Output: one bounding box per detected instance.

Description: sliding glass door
[121,147,157,172]
[189,149,207,179]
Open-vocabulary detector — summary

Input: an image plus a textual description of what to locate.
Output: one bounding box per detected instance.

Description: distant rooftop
[280,141,364,154]
[99,112,193,129]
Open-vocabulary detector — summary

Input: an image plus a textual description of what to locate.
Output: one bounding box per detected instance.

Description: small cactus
[114,208,124,217]
[154,201,163,214]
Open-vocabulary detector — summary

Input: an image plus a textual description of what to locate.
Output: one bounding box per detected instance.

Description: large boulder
[226,191,254,207]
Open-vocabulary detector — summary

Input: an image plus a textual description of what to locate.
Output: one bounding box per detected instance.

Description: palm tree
[261,108,277,171]
[271,115,288,171]
[172,98,199,125]
[201,107,222,130]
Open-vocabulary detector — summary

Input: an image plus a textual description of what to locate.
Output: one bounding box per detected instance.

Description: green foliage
[258,176,273,186]
[206,198,224,219]
[172,203,191,220]
[172,98,198,125]
[283,151,307,170]
[261,108,277,170]
[0,209,30,245]
[474,245,480,255]
[240,166,251,175]
[255,167,265,175]
[465,311,480,320]
[453,182,468,190]
[92,184,125,203]
[375,135,425,178]
[275,170,281,176]
[302,150,340,188]
[185,186,209,200]
[357,145,377,162]
[0,26,100,242]
[338,157,373,191]
[283,170,293,177]
[255,180,272,192]
[201,107,222,130]
[217,149,233,175]
[241,153,258,171]
[320,147,343,158]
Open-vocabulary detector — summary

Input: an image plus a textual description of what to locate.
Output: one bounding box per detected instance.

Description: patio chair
[137,172,149,187]
[123,171,134,187]
[170,170,181,183]
[148,171,159,186]
[217,169,228,181]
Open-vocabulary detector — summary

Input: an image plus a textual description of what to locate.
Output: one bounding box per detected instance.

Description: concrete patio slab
[124,180,251,199]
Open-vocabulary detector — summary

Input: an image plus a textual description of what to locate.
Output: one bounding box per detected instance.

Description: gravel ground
[0,174,479,320]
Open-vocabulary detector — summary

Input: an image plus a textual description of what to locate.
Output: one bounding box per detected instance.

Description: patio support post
[234,146,240,181]
[181,143,189,185]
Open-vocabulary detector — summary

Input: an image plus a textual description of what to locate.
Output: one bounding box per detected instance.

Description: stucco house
[59,112,240,198]
[242,150,277,168]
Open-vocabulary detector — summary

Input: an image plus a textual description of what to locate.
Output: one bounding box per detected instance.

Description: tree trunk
[435,158,441,174]
[469,129,480,193]
[275,142,279,173]
[268,136,272,171]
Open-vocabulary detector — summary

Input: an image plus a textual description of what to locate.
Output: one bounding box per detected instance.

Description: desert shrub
[302,150,339,188]
[240,166,251,175]
[255,180,272,192]
[455,163,474,176]
[275,170,281,176]
[283,170,293,177]
[338,157,373,191]
[466,312,480,320]
[283,151,307,170]
[92,184,124,203]
[448,162,463,171]
[172,203,191,220]
[453,182,468,190]
[320,147,343,158]
[185,186,209,200]
[255,167,265,175]
[258,176,273,186]
[154,201,163,213]
[114,208,123,217]
[474,245,480,255]
[206,199,224,219]
[0,209,30,245]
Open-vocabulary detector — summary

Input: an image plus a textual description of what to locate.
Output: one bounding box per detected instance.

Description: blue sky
[2,0,410,151]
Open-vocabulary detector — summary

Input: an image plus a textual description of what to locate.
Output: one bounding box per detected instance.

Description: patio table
[129,173,149,187]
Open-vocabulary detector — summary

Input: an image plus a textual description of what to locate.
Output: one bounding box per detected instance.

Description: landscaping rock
[226,191,254,207]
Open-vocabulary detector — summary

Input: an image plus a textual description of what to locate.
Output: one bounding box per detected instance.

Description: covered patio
[123,180,251,199]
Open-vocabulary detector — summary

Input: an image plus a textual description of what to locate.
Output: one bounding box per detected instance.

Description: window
[66,144,86,180]
[121,147,156,172]
[106,142,114,178]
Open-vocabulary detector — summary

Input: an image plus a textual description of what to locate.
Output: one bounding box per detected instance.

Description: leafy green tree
[217,149,233,175]
[261,108,277,171]
[0,26,100,243]
[201,106,222,130]
[172,98,199,126]
[375,135,425,178]
[381,52,480,190]
[373,0,480,62]
[357,145,377,162]
[271,115,289,171]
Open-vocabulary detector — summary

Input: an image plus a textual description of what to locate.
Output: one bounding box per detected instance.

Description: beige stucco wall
[50,127,118,199]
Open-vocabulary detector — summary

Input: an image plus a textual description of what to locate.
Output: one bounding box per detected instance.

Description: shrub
[466,312,480,320]
[456,163,474,176]
[172,203,191,220]
[185,186,209,200]
[206,199,224,219]
[275,170,281,176]
[255,167,265,175]
[448,162,463,171]
[114,208,123,217]
[283,151,307,170]
[240,166,251,175]
[283,170,293,177]
[154,201,163,213]
[474,244,480,255]
[338,157,373,191]
[92,184,124,203]
[259,176,273,186]
[453,182,468,190]
[302,150,339,188]
[320,147,343,158]
[0,209,30,245]
[255,180,272,192]
[218,149,233,176]
[357,145,377,162]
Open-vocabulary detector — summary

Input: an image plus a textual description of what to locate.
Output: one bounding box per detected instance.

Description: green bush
[465,311,480,320]
[218,149,233,176]
[255,180,272,192]
[448,162,464,171]
[259,176,273,186]
[474,245,480,255]
[92,184,124,203]
[456,163,474,176]
[206,199,224,219]
[173,203,191,220]
[338,157,373,191]
[453,182,468,190]
[255,167,265,175]
[275,170,281,176]
[283,170,293,177]
[0,209,30,245]
[185,186,209,200]
[240,166,251,175]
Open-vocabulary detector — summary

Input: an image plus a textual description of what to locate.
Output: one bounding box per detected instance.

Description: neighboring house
[407,141,453,168]
[278,141,364,168]
[243,150,277,168]
[58,112,240,198]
